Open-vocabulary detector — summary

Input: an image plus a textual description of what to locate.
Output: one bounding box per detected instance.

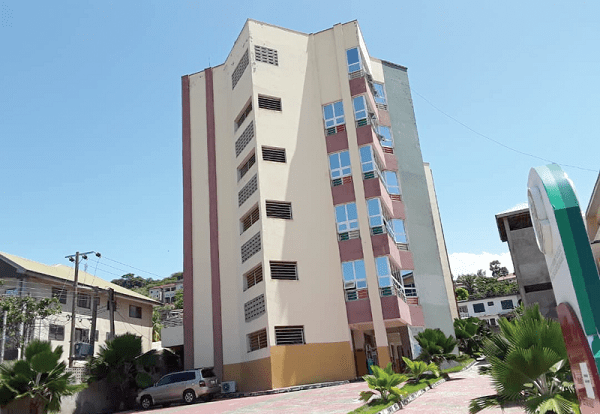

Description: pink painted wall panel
[325,130,349,153]
[409,305,425,327]
[378,109,391,126]
[338,238,364,262]
[384,153,397,171]
[381,296,412,325]
[349,77,367,97]
[331,181,356,205]
[392,200,405,220]
[399,250,414,269]
[346,299,373,324]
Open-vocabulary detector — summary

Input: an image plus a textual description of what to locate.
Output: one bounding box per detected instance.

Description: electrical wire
[409,87,599,173]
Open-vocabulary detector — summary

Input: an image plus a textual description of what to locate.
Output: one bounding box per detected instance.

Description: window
[258,95,282,111]
[275,326,305,345]
[241,232,261,263]
[501,299,514,310]
[74,328,89,343]
[392,219,407,244]
[270,261,298,280]
[373,83,387,109]
[367,198,388,235]
[52,287,67,304]
[346,47,362,74]
[156,375,173,387]
[458,306,468,313]
[254,45,278,65]
[48,324,65,341]
[353,96,368,125]
[232,49,249,89]
[473,303,485,313]
[129,305,142,319]
[404,282,417,297]
[359,146,379,179]
[323,101,345,135]
[4,288,17,296]
[266,201,292,219]
[375,256,392,288]
[241,206,260,233]
[248,328,268,352]
[378,126,393,148]
[244,265,263,291]
[342,260,367,290]
[77,293,91,309]
[489,319,497,326]
[244,294,265,322]
[238,153,256,180]
[262,147,286,163]
[383,171,400,195]
[238,174,258,206]
[329,151,352,184]
[335,203,359,240]
[487,301,494,306]
[235,121,254,157]
[235,102,253,131]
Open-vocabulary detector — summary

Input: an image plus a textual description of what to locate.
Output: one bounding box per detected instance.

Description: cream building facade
[0,252,158,363]
[183,20,458,392]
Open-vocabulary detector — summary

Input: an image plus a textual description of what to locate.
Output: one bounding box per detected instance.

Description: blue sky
[1,1,598,281]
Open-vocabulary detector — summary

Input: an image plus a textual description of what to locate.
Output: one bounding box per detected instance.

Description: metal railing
[379,278,406,303]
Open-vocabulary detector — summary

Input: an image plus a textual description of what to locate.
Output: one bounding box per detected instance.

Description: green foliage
[0,340,85,413]
[401,357,439,382]
[360,363,407,403]
[110,273,151,290]
[128,272,183,297]
[173,289,183,309]
[454,317,492,356]
[152,308,163,341]
[455,287,469,301]
[87,333,153,411]
[456,261,517,300]
[415,328,457,364]
[489,260,509,278]
[0,294,62,353]
[470,304,580,414]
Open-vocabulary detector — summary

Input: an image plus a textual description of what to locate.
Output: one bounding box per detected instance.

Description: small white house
[457,294,521,327]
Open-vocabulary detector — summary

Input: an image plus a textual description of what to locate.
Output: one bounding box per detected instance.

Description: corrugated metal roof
[496,202,529,217]
[0,252,160,305]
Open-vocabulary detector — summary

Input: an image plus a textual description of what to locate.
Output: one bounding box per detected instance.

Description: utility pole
[89,288,98,357]
[0,310,7,363]
[65,251,99,367]
[108,288,115,340]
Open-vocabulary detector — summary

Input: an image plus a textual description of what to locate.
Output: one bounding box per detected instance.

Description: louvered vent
[241,206,260,233]
[232,49,249,89]
[235,103,253,131]
[270,261,298,280]
[238,154,256,180]
[238,175,258,207]
[262,147,286,163]
[248,328,268,352]
[241,232,261,263]
[274,326,305,345]
[254,45,278,65]
[265,201,292,219]
[258,95,282,111]
[244,265,263,290]
[235,121,254,157]
[244,294,265,322]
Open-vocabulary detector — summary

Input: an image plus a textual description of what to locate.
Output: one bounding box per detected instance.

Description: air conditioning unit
[221,381,236,394]
[344,281,356,289]
[74,342,92,358]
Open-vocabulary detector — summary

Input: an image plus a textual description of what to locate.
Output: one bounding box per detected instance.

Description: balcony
[345,290,373,324]
[356,124,387,170]
[380,280,412,325]
[363,177,394,220]
[325,128,349,153]
[331,179,355,205]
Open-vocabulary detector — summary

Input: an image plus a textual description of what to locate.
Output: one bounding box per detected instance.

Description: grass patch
[348,398,397,414]
[398,376,445,396]
[441,358,475,374]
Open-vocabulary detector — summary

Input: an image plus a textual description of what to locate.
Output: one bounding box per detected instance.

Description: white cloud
[449,252,514,278]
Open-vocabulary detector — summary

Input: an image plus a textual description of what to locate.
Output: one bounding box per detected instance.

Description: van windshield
[201,368,216,378]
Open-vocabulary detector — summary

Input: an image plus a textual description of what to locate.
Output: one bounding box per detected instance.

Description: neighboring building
[182,19,458,392]
[161,309,183,360]
[457,294,521,327]
[0,252,159,364]
[149,281,183,304]
[586,173,600,271]
[495,203,557,319]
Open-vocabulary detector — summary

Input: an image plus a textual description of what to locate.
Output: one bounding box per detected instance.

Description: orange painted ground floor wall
[223,341,356,392]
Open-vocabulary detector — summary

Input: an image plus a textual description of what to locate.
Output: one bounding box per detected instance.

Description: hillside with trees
[455,261,518,301]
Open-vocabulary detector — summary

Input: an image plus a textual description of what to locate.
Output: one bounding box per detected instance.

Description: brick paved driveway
[129,362,527,414]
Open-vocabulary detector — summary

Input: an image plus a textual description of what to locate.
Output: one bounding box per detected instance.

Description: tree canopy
[456,262,518,300]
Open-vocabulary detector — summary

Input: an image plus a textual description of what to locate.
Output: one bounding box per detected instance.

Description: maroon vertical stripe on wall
[181,75,195,369]
[205,68,224,379]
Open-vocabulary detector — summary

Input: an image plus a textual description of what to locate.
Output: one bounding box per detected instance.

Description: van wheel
[140,396,152,409]
[183,389,196,404]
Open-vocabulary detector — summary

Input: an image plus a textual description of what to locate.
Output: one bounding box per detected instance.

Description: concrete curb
[216,379,352,400]
[374,359,478,414]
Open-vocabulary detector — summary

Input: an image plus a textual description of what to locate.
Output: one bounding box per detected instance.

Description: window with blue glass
[346,48,362,74]
[335,203,359,235]
[367,198,384,233]
[392,219,407,243]
[373,83,387,106]
[383,171,400,194]
[353,96,368,125]
[329,151,351,181]
[359,146,376,179]
[342,260,367,289]
[323,101,345,129]
[375,256,392,288]
[378,126,393,148]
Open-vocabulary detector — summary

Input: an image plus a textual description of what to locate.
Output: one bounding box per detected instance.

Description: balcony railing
[345,288,368,302]
[379,278,406,303]
[325,124,346,136]
[338,229,360,241]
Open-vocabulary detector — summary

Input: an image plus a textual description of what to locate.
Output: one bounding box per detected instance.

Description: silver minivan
[137,368,220,409]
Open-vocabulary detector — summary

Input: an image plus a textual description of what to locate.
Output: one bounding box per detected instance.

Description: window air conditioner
[344,281,356,289]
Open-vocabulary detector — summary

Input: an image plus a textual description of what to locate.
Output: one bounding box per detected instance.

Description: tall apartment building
[182,19,458,392]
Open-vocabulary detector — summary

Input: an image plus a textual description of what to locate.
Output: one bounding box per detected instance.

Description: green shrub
[359,363,407,404]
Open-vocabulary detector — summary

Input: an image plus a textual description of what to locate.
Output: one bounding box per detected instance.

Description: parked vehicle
[137,368,220,409]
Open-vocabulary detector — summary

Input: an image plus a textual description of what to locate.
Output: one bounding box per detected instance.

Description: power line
[409,87,599,173]
[89,257,166,280]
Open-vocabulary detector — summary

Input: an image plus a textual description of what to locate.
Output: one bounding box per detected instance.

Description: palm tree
[359,362,408,403]
[402,357,439,382]
[415,328,457,364]
[0,340,84,413]
[469,304,580,414]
